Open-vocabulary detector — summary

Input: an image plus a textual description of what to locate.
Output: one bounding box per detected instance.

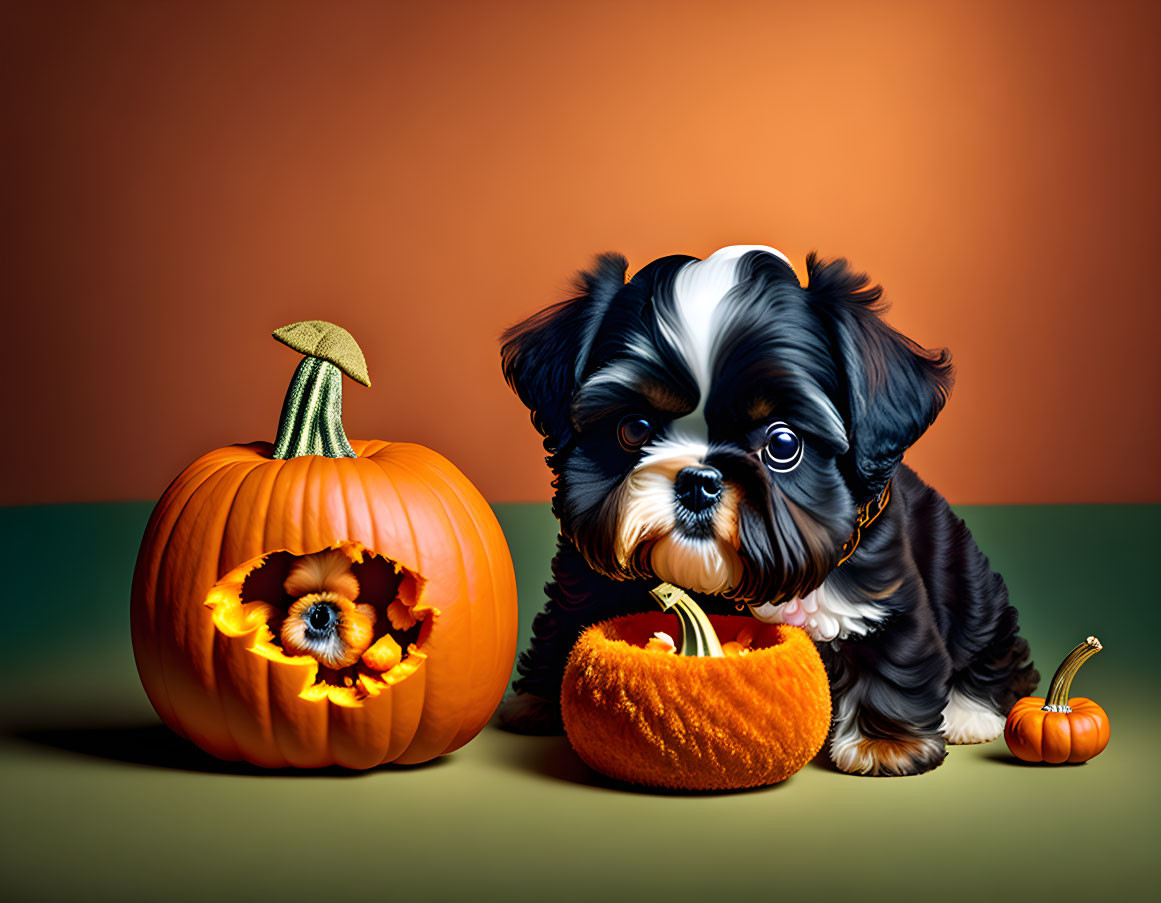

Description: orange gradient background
[3,0,1159,506]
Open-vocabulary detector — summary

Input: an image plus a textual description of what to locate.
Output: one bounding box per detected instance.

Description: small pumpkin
[130,321,518,769]
[1004,636,1110,764]
[561,584,831,791]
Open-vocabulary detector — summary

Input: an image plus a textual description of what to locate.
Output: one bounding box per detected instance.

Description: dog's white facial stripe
[672,248,747,389]
[667,246,792,442]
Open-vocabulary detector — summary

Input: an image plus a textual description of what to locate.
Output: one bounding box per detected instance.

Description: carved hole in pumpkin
[206,542,432,701]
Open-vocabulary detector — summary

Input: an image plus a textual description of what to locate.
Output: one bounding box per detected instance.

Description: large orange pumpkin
[130,321,518,769]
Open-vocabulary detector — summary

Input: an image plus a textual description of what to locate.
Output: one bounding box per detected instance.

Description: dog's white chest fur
[748,579,886,641]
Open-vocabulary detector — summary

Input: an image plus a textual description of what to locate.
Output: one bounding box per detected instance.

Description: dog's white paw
[940,688,1006,745]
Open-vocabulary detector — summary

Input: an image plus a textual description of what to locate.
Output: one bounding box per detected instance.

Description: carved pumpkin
[561,585,831,790]
[1004,636,1109,764]
[130,322,518,769]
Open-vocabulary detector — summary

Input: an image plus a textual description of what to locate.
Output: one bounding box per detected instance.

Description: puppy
[499,245,1038,776]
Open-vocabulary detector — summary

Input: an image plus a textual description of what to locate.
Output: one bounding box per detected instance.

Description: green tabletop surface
[2,501,1158,902]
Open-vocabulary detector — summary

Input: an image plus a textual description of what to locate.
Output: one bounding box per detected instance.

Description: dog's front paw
[830,731,947,776]
[940,687,1006,745]
[496,691,564,735]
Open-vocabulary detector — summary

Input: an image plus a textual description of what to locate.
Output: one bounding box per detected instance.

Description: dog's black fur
[499,248,1038,775]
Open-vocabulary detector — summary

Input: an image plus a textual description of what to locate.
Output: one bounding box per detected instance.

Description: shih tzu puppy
[499,245,1038,776]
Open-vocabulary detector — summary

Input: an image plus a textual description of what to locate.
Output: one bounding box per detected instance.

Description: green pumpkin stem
[271,321,370,460]
[1043,636,1102,712]
[650,583,725,657]
[273,356,356,459]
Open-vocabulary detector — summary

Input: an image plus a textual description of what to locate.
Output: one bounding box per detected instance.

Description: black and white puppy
[499,245,1038,776]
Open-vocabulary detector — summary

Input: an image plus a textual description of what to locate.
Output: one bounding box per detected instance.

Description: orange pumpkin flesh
[130,323,518,769]
[561,612,831,791]
[1004,636,1110,764]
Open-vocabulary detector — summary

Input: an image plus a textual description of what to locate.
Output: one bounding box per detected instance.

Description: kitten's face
[554,247,856,603]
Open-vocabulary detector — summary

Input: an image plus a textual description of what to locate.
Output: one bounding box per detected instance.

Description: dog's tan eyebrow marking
[746,397,776,421]
[572,363,696,427]
[639,380,693,414]
[571,385,693,428]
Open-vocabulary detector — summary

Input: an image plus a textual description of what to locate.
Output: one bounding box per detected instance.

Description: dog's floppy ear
[500,253,628,453]
[807,253,954,498]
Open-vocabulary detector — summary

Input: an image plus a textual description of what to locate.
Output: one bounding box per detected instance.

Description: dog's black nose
[674,466,723,514]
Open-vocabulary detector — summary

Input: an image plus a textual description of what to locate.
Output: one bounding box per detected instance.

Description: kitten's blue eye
[762,422,803,472]
[618,416,653,451]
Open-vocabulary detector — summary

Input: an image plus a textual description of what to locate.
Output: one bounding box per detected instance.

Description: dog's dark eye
[618,416,653,451]
[761,422,803,472]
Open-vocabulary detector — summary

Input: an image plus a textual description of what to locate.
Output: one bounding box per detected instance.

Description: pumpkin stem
[271,321,369,460]
[650,583,724,657]
[1043,636,1102,712]
[273,356,357,458]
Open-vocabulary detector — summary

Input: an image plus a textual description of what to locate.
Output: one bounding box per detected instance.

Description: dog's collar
[836,481,892,567]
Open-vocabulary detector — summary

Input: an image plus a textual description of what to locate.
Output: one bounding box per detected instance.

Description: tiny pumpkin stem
[1043,636,1103,712]
[650,583,724,657]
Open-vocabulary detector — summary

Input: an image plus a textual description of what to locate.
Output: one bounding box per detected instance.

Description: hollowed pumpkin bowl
[561,613,831,791]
